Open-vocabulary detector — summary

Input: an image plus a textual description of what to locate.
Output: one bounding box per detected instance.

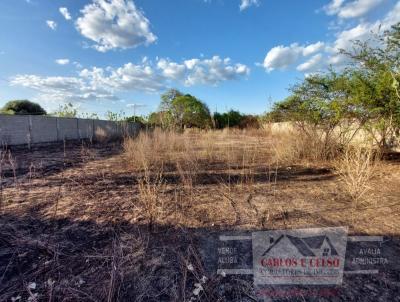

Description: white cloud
[55,59,70,65]
[263,44,302,72]
[239,0,260,11]
[10,56,249,103]
[46,20,57,30]
[59,7,72,20]
[184,59,200,69]
[263,1,400,73]
[332,23,371,51]
[297,54,324,72]
[324,0,346,15]
[302,41,325,56]
[10,75,117,103]
[381,1,400,28]
[263,42,325,72]
[323,0,384,19]
[157,59,186,80]
[185,57,250,86]
[80,63,166,92]
[157,56,250,86]
[76,0,157,52]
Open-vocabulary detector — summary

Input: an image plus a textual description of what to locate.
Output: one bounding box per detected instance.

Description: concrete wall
[0,114,140,147]
[30,115,58,144]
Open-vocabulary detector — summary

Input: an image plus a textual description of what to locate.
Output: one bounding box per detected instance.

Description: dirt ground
[1,137,400,301]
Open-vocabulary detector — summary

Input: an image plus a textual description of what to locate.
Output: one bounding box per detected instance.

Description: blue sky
[0,0,399,118]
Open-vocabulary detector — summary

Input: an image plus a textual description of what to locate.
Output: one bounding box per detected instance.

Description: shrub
[271,125,343,164]
[213,110,244,128]
[239,115,260,129]
[1,100,46,115]
[334,145,377,206]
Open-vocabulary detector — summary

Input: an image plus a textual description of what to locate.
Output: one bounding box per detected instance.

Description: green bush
[1,100,46,115]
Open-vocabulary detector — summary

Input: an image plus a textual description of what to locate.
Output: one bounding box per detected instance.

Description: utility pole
[126,103,147,122]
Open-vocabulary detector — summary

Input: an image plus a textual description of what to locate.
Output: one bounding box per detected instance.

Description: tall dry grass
[137,168,166,230]
[124,125,384,228]
[123,128,272,226]
[334,145,378,206]
[270,126,343,165]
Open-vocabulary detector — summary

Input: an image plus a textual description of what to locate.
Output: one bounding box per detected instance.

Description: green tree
[340,23,400,150]
[1,100,46,115]
[148,111,168,128]
[213,110,244,128]
[160,89,183,111]
[125,115,147,124]
[170,94,212,129]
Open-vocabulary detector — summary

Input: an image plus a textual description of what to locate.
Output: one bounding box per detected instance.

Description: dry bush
[137,168,166,230]
[123,128,186,170]
[334,145,378,206]
[271,126,342,164]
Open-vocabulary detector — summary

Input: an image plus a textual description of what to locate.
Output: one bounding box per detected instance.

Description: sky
[0,0,399,118]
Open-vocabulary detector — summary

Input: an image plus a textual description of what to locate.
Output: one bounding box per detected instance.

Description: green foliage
[339,24,400,149]
[1,100,46,115]
[106,110,125,121]
[213,110,259,129]
[147,111,169,128]
[53,103,78,118]
[213,110,243,128]
[239,115,260,128]
[170,94,212,129]
[268,70,349,132]
[160,89,183,112]
[150,89,212,129]
[125,115,147,127]
[265,23,400,151]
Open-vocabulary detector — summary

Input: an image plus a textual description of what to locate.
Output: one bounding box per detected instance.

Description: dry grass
[270,126,343,165]
[334,145,378,206]
[0,128,399,301]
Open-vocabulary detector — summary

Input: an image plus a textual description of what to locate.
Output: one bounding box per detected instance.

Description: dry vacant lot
[1,129,400,301]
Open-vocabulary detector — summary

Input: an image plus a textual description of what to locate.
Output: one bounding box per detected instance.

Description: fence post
[28,115,32,150]
[56,118,60,142]
[92,119,95,143]
[76,118,80,140]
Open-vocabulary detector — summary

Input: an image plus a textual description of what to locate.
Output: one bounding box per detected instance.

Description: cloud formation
[10,74,117,103]
[75,0,157,52]
[323,0,384,19]
[158,56,250,86]
[46,20,57,30]
[239,0,260,11]
[263,42,325,72]
[59,7,72,20]
[10,56,250,103]
[55,59,70,65]
[262,1,400,73]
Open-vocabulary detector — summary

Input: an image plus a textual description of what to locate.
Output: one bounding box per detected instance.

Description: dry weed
[334,145,378,207]
[137,168,166,230]
[271,127,342,164]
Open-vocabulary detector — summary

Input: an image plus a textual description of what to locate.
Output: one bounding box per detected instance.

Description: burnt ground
[0,141,400,301]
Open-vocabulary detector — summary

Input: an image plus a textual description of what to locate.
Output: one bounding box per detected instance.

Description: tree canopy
[266,23,400,152]
[153,89,212,129]
[1,100,47,115]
